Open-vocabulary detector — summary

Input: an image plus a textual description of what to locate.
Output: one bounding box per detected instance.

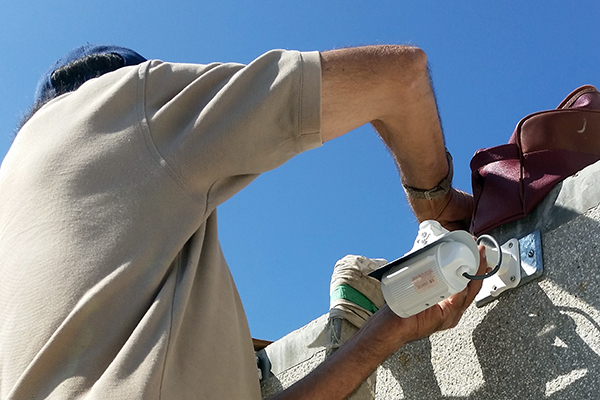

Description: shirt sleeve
[139,50,322,211]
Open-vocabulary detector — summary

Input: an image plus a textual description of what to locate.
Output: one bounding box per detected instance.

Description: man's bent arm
[320,45,473,229]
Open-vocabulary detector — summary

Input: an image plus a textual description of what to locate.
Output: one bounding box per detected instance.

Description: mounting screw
[492,285,497,291]
[508,242,513,248]
[510,276,516,282]
[528,249,535,258]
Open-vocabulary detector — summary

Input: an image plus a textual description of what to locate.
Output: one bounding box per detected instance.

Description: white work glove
[329,255,387,328]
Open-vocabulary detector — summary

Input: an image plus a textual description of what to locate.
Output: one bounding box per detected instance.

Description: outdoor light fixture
[369,220,544,317]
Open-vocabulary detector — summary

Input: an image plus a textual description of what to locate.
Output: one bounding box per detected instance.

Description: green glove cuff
[330,284,379,314]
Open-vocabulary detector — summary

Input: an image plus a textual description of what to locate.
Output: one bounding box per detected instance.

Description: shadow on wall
[471,283,600,399]
[380,209,600,400]
[259,197,600,399]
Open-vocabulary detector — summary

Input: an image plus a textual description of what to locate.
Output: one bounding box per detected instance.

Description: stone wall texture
[258,161,600,400]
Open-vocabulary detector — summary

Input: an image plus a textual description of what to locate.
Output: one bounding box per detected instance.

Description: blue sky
[2,1,599,341]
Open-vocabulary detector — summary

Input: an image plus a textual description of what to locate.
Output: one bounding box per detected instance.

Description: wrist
[402,150,453,200]
[357,305,410,355]
[409,189,454,223]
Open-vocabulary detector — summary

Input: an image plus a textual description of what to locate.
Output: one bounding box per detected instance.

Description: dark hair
[49,53,125,98]
[15,53,126,134]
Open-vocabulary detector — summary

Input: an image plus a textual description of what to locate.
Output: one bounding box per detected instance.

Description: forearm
[269,307,407,400]
[369,66,447,192]
[370,70,451,223]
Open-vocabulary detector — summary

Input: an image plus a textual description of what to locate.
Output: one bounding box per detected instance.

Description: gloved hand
[329,255,387,328]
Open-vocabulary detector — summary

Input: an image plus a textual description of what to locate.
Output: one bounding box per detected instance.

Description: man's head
[34,44,147,104]
[15,45,147,134]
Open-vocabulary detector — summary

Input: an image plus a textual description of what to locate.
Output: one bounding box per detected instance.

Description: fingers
[478,244,490,274]
[441,245,487,328]
[411,243,489,335]
[462,245,488,306]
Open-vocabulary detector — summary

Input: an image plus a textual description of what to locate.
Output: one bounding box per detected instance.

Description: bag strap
[557,85,600,109]
[508,85,600,145]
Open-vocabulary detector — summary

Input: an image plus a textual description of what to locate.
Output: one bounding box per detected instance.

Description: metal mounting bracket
[475,230,543,307]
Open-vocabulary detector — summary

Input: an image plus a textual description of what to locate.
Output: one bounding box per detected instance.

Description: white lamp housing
[370,220,480,318]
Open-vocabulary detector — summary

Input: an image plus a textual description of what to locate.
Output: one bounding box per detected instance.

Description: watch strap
[402,150,453,200]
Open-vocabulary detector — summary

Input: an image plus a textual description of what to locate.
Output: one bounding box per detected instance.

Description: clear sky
[1,1,599,341]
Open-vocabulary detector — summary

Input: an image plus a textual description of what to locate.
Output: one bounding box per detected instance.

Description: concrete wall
[257,160,600,399]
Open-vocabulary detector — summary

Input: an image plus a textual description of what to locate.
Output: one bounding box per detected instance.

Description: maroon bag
[470,85,600,236]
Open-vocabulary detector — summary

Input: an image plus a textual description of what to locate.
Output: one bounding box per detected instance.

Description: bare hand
[270,247,487,400]
[366,245,487,352]
[409,187,475,231]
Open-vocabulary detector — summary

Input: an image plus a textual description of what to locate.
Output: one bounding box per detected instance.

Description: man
[0,44,485,399]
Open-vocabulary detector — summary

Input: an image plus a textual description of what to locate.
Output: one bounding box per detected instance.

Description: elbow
[375,45,430,87]
[382,44,428,68]
[399,46,430,82]
[372,46,435,121]
[400,45,427,64]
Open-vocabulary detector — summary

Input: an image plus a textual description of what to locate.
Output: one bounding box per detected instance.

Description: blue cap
[34,44,147,104]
